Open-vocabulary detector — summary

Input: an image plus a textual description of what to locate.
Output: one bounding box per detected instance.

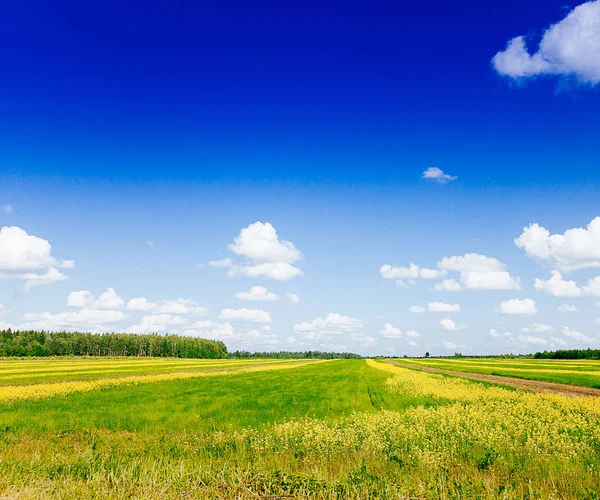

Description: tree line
[534,348,600,360]
[0,330,228,358]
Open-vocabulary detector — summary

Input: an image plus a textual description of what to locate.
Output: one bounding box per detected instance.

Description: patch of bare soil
[385,360,600,398]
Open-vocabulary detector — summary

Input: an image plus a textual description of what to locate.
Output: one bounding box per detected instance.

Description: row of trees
[534,349,600,360]
[0,330,228,359]
[230,350,361,359]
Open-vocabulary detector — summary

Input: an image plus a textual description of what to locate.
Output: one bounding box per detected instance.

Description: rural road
[386,360,600,398]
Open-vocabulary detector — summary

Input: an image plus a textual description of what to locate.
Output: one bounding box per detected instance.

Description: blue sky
[1,0,599,355]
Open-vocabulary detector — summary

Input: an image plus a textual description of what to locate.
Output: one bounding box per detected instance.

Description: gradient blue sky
[1,0,599,355]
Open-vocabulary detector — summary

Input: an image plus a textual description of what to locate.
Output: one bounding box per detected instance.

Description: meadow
[1,357,600,498]
[396,357,600,388]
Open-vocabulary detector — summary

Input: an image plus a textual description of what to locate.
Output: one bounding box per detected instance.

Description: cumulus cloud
[229,222,302,263]
[517,334,548,346]
[490,329,512,338]
[380,263,446,281]
[235,286,279,301]
[437,253,521,291]
[440,318,468,331]
[434,279,463,292]
[551,336,569,347]
[228,262,304,281]
[285,292,300,304]
[558,303,578,313]
[428,302,461,313]
[22,309,128,333]
[379,323,402,339]
[422,167,457,184]
[561,326,597,344]
[534,271,583,297]
[406,329,421,338]
[500,298,537,316]
[127,298,208,315]
[219,308,272,323]
[0,226,73,289]
[521,323,554,334]
[583,276,600,296]
[492,1,600,85]
[126,314,187,334]
[67,288,125,310]
[208,258,232,268]
[515,217,600,271]
[442,340,467,350]
[294,313,366,339]
[409,306,426,313]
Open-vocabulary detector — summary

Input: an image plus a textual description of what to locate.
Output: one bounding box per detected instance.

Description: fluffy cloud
[0,226,73,289]
[422,167,457,184]
[127,298,208,315]
[437,253,521,291]
[492,1,600,85]
[227,262,303,281]
[434,279,463,292]
[406,329,421,338]
[583,277,600,296]
[442,340,467,350]
[561,326,597,344]
[521,323,553,334]
[285,292,300,304]
[500,298,537,316]
[229,222,302,263]
[126,314,187,334]
[490,329,512,338]
[183,320,235,339]
[379,323,402,339]
[294,313,366,339]
[22,309,127,333]
[558,303,578,313]
[235,286,279,301]
[534,271,582,297]
[517,334,547,346]
[428,302,461,313]
[409,306,426,313]
[218,308,272,323]
[440,318,468,331]
[208,258,232,268]
[67,288,125,310]
[515,217,600,271]
[380,263,446,281]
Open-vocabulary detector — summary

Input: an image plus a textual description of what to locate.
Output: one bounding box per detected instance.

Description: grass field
[395,357,600,388]
[1,357,600,498]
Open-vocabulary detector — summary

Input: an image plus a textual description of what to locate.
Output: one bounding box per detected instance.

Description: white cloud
[583,276,600,296]
[558,303,578,313]
[219,308,272,323]
[146,241,156,251]
[1,205,12,213]
[0,226,73,288]
[521,323,554,334]
[229,221,302,263]
[67,288,125,310]
[561,326,597,344]
[422,167,457,184]
[428,302,461,313]
[183,320,235,339]
[380,263,446,281]
[500,298,537,316]
[379,323,402,339]
[534,271,583,297]
[551,336,569,347]
[22,309,127,333]
[261,325,272,332]
[294,313,366,338]
[492,1,600,85]
[235,286,280,301]
[434,279,463,292]
[126,314,187,334]
[285,292,300,304]
[287,335,297,345]
[442,340,467,350]
[126,298,207,315]
[409,306,426,313]
[440,318,468,331]
[490,329,512,338]
[208,258,233,268]
[437,254,521,291]
[517,334,548,346]
[515,217,600,272]
[228,262,304,281]
[406,329,421,338]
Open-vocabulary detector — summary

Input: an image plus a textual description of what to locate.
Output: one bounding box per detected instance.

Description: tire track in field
[385,360,600,398]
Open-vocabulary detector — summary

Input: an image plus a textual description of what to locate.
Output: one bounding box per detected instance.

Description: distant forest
[0,330,360,360]
[230,350,362,359]
[0,330,228,359]
[534,349,600,360]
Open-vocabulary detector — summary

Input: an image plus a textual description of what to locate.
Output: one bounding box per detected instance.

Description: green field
[1,357,600,498]
[396,357,600,388]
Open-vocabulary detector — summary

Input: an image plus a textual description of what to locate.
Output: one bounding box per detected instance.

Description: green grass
[396,357,600,388]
